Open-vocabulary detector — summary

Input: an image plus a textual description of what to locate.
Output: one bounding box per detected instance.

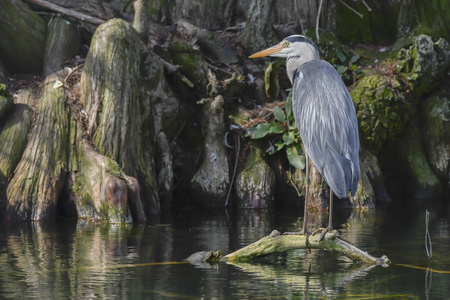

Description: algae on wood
[224,230,390,265]
[81,18,159,216]
[42,16,80,77]
[0,84,13,121]
[0,0,46,73]
[419,93,450,190]
[235,146,275,208]
[6,74,69,221]
[238,0,278,54]
[191,96,230,205]
[0,88,35,183]
[72,140,146,223]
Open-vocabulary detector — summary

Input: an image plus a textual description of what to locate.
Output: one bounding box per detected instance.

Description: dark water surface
[0,202,449,299]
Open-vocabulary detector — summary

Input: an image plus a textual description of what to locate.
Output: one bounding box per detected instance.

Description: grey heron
[249,35,360,241]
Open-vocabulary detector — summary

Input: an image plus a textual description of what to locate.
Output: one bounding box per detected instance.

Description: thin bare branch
[315,0,324,42]
[24,0,106,24]
[338,0,364,18]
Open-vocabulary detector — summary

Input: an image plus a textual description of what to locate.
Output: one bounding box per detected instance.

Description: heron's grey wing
[292,60,360,198]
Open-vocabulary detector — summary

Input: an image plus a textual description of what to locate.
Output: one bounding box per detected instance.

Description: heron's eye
[284,41,289,47]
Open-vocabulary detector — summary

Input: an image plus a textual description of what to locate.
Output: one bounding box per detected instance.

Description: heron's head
[249,35,322,60]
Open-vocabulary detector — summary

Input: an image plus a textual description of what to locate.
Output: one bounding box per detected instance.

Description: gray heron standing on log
[249,35,360,241]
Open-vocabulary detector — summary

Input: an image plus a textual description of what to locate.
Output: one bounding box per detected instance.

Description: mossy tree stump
[80,18,159,216]
[6,73,69,221]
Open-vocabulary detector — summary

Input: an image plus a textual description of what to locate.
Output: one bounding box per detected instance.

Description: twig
[148,49,180,74]
[360,0,372,11]
[225,134,240,207]
[315,0,324,42]
[425,210,432,261]
[24,0,106,25]
[338,0,364,18]
[293,0,306,36]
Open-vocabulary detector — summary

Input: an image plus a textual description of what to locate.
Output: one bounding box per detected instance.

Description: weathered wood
[0,60,8,83]
[6,73,69,221]
[24,0,107,25]
[0,84,13,121]
[0,88,35,183]
[191,96,230,205]
[81,19,159,216]
[224,230,390,265]
[238,0,278,53]
[0,0,46,72]
[42,16,80,76]
[235,146,275,208]
[71,140,146,223]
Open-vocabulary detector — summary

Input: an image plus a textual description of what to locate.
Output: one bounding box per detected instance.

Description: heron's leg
[283,153,311,246]
[319,187,334,241]
[301,152,310,234]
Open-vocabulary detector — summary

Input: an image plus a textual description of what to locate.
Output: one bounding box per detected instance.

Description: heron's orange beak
[248,43,283,58]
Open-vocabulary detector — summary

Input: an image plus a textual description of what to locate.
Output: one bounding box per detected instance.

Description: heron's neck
[286,51,319,84]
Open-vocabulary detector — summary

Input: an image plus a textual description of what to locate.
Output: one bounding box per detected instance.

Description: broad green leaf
[275,140,285,151]
[246,123,271,139]
[273,106,285,123]
[269,121,284,134]
[286,145,306,169]
[283,131,296,145]
[349,55,360,65]
[268,141,285,155]
[337,65,348,75]
[336,49,347,63]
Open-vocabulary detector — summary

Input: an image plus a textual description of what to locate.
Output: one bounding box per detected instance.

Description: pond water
[0,201,449,299]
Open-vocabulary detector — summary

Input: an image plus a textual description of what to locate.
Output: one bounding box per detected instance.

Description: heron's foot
[312,226,333,242]
[283,230,311,247]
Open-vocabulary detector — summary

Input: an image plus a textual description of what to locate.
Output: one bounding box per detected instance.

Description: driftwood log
[188,230,390,266]
[224,230,390,265]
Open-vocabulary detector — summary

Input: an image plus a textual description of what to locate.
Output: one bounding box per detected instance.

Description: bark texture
[6,73,69,221]
[72,140,146,223]
[81,18,160,216]
[0,0,46,72]
[238,0,278,53]
[42,16,80,77]
[224,229,390,265]
[191,96,230,205]
[0,88,35,184]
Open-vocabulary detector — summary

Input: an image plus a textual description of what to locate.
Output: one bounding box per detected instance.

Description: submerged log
[81,18,160,216]
[42,16,80,77]
[0,88,35,183]
[223,230,390,265]
[6,73,69,221]
[0,0,46,73]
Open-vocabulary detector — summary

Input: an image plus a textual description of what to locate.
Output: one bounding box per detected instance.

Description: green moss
[351,74,413,152]
[168,40,208,88]
[396,35,449,97]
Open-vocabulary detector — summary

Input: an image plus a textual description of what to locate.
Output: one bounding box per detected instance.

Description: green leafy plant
[333,49,361,83]
[246,90,306,170]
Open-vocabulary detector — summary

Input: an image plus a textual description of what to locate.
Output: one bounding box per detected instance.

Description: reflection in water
[0,205,449,299]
